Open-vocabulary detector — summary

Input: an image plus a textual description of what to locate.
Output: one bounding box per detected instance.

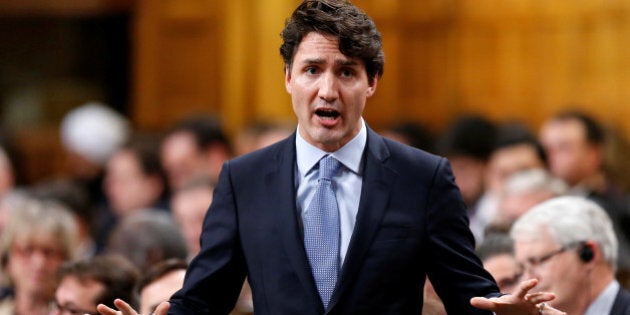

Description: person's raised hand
[470,278,566,315]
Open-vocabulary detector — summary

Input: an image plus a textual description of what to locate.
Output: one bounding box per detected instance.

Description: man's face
[482,253,522,294]
[52,275,104,315]
[104,149,164,216]
[486,144,545,194]
[161,132,206,190]
[539,119,600,186]
[171,186,213,256]
[513,231,586,309]
[140,269,186,315]
[8,235,65,298]
[285,32,377,152]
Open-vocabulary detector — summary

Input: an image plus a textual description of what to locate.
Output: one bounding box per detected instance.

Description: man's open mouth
[315,108,340,119]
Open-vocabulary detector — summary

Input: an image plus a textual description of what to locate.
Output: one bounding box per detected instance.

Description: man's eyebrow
[336,59,359,67]
[300,58,325,65]
[298,58,360,66]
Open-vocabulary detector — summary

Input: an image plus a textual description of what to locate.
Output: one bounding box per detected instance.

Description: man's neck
[563,268,615,315]
[14,290,50,315]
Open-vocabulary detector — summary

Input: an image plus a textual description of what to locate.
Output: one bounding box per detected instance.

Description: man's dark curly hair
[280,0,384,84]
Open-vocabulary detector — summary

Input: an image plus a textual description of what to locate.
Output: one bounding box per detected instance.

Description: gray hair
[510,196,618,271]
[0,195,79,269]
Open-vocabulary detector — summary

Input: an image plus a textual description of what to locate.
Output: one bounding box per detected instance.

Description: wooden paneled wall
[132,0,630,138]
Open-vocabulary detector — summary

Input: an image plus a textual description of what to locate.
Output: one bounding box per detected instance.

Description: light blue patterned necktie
[304,155,341,309]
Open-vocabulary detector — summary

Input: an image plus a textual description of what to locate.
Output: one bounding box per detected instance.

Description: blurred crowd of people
[0,100,629,314]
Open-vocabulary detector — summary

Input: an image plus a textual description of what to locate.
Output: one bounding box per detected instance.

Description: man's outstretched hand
[95,299,170,315]
[470,278,566,315]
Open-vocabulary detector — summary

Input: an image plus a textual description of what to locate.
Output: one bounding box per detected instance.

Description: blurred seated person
[160,115,231,191]
[511,196,630,314]
[540,110,630,275]
[29,178,98,259]
[0,197,79,315]
[476,232,523,294]
[539,110,611,198]
[170,177,214,258]
[474,122,547,243]
[51,255,139,315]
[135,258,187,315]
[434,115,497,240]
[100,134,169,251]
[105,210,188,271]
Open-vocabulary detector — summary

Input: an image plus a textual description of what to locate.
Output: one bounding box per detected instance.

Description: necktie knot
[319,155,341,181]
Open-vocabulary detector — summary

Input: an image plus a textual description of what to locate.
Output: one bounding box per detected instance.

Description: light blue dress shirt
[295,120,366,266]
[585,280,619,315]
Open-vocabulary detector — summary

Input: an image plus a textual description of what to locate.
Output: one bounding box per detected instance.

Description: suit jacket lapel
[267,133,325,312]
[328,128,396,311]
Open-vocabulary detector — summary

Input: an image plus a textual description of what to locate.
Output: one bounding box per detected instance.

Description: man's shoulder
[612,287,630,314]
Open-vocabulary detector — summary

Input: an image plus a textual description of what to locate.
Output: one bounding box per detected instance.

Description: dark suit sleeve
[425,158,500,314]
[168,161,247,314]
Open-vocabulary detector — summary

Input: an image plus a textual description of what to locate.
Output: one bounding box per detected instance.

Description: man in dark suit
[97,1,565,314]
[511,196,630,315]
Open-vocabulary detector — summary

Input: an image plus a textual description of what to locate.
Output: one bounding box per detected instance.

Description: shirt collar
[585,280,619,315]
[296,119,366,176]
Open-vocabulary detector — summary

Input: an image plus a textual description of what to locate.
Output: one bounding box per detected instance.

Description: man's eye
[341,69,353,77]
[306,67,318,74]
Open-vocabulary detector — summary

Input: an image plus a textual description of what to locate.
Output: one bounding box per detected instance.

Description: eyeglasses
[11,244,63,261]
[496,270,524,291]
[49,300,98,315]
[521,247,567,271]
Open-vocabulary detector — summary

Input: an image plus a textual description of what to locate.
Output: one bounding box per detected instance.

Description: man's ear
[285,64,292,94]
[366,75,378,98]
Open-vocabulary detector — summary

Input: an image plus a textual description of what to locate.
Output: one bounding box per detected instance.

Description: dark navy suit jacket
[168,127,499,314]
[612,287,630,314]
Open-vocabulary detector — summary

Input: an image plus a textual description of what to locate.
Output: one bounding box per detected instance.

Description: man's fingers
[96,304,120,315]
[154,301,171,315]
[526,292,556,304]
[513,278,538,299]
[113,299,138,315]
[95,299,139,315]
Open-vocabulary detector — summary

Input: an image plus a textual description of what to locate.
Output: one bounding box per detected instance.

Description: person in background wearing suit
[97,0,566,314]
[511,196,630,315]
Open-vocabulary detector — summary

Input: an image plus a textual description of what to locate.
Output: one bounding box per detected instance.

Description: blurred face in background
[161,132,207,191]
[7,233,65,299]
[513,230,586,310]
[140,269,186,315]
[482,253,522,294]
[539,119,601,186]
[52,275,103,315]
[104,149,164,217]
[171,186,213,256]
[486,144,545,195]
[448,155,486,208]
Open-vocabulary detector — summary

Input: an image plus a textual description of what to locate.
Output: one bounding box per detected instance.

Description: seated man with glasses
[511,196,630,315]
[50,255,139,315]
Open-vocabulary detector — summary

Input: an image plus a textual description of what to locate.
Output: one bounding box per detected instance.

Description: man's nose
[521,266,539,281]
[318,72,339,102]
